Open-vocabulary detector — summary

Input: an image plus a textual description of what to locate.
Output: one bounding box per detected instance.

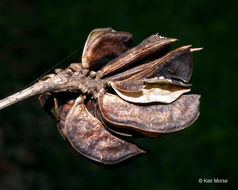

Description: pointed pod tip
[183,45,193,49]
[190,47,203,52]
[140,149,147,154]
[170,38,178,42]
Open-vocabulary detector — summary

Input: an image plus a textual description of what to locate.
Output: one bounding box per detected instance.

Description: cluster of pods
[37,28,201,164]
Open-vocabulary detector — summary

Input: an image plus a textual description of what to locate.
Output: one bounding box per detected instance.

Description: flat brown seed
[98,92,200,137]
[82,30,132,69]
[101,35,177,77]
[65,96,144,164]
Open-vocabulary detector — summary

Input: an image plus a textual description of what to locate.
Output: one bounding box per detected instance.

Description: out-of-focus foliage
[0,0,237,189]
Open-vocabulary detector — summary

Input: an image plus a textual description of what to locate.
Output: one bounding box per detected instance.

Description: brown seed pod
[103,45,194,83]
[94,102,135,137]
[65,96,144,164]
[100,35,177,77]
[111,80,191,104]
[0,27,202,165]
[98,91,200,137]
[105,45,195,104]
[114,45,193,82]
[104,61,153,81]
[82,28,132,69]
[57,99,75,139]
[152,45,194,83]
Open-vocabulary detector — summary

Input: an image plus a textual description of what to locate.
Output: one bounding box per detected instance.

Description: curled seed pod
[85,99,134,137]
[118,45,194,82]
[107,45,196,103]
[82,28,132,69]
[152,45,194,83]
[111,75,191,92]
[83,28,114,54]
[111,79,191,104]
[65,96,144,164]
[100,35,177,77]
[103,45,195,82]
[0,27,201,165]
[98,91,200,137]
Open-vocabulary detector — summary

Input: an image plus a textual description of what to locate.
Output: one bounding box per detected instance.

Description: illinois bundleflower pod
[0,28,202,164]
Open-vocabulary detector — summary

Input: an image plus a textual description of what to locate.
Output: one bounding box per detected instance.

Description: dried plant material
[142,77,191,86]
[111,80,191,104]
[39,93,76,139]
[115,45,194,83]
[0,27,202,164]
[152,45,193,83]
[82,28,132,69]
[65,96,144,164]
[83,28,114,54]
[95,103,134,137]
[57,99,75,139]
[104,61,153,81]
[98,92,200,137]
[100,35,177,77]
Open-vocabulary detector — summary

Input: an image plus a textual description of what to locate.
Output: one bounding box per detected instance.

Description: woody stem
[0,72,79,110]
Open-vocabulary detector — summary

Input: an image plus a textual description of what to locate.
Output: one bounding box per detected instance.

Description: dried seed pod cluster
[40,28,201,164]
[0,28,201,165]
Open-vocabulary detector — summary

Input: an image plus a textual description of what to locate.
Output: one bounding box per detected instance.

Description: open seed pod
[105,45,195,104]
[34,27,202,164]
[110,79,191,104]
[82,28,132,70]
[99,35,177,77]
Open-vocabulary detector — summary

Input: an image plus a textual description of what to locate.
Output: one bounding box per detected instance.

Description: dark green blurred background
[0,0,237,190]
